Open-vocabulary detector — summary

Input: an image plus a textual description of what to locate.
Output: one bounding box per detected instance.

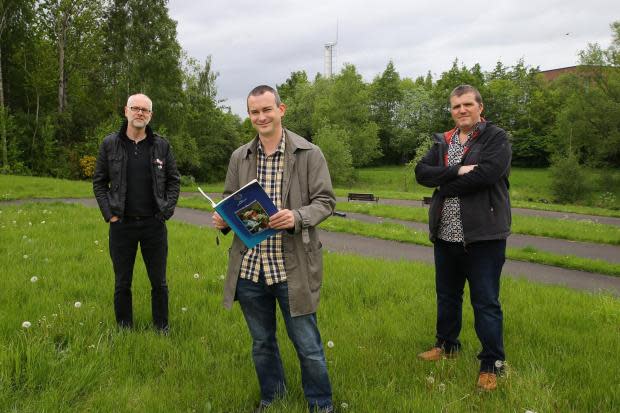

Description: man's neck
[258,127,283,156]
[126,126,147,142]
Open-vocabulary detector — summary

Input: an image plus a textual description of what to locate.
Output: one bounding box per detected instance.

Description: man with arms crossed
[93,93,180,333]
[213,85,335,412]
[415,85,511,391]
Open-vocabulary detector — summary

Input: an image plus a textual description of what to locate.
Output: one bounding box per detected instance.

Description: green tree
[313,124,354,185]
[313,64,381,167]
[370,61,403,163]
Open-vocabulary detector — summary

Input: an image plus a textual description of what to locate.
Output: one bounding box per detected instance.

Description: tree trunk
[58,27,66,113]
[0,43,7,168]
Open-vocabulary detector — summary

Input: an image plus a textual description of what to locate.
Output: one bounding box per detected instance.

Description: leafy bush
[549,153,587,203]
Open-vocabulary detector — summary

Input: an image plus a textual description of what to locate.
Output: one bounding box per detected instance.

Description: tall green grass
[1,203,619,412]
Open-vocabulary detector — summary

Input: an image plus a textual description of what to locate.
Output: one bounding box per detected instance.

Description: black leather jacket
[93,122,181,222]
[415,122,512,245]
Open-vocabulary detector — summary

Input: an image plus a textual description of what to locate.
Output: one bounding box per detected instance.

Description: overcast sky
[167,0,619,118]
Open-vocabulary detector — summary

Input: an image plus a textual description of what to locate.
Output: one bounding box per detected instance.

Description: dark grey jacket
[415,122,512,244]
[93,122,180,222]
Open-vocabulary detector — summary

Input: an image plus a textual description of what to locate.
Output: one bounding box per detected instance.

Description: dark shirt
[122,133,157,217]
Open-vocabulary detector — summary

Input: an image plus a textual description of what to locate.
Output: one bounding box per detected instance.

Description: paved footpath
[4,197,620,296]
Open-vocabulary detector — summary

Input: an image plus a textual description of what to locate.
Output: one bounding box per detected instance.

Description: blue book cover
[198,180,281,249]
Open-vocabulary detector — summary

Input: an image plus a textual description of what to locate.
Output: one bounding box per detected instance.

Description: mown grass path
[8,198,617,296]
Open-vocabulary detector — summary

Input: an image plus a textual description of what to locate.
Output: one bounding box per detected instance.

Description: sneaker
[477,372,497,391]
[417,346,458,361]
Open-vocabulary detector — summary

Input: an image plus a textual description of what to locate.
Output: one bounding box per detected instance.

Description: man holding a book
[212,85,335,412]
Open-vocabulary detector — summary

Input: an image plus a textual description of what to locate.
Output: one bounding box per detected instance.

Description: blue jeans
[433,239,506,373]
[236,275,333,410]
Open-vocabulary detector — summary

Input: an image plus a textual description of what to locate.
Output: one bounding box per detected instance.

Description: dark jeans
[236,275,333,411]
[433,239,506,373]
[109,216,169,330]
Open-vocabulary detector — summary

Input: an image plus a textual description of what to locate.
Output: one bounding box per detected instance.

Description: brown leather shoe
[477,372,497,391]
[417,346,458,361]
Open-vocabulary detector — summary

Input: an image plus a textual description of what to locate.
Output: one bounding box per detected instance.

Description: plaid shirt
[438,123,481,242]
[239,133,287,285]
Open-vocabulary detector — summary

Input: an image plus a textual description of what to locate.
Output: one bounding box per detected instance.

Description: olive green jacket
[222,129,335,316]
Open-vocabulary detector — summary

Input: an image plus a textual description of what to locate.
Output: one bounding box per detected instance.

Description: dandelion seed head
[88,344,96,349]
[495,360,504,369]
[74,301,82,308]
[341,402,349,409]
[22,321,31,329]
[23,254,28,259]
[438,383,446,392]
[525,411,537,413]
[30,276,38,283]
[426,376,435,384]
[327,340,335,348]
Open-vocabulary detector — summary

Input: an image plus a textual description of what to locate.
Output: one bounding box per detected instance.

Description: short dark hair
[449,84,483,105]
[247,85,282,112]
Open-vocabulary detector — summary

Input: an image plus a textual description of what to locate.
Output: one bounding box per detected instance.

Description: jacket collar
[118,120,155,142]
[242,128,312,159]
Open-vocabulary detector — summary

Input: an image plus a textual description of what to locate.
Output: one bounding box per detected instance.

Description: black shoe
[253,401,271,413]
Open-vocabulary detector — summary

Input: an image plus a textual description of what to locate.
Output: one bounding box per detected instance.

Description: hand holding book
[198,180,281,249]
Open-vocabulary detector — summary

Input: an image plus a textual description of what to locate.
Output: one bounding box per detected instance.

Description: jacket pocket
[307,242,323,292]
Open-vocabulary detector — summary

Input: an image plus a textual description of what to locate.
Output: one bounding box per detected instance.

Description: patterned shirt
[438,124,480,242]
[239,133,287,285]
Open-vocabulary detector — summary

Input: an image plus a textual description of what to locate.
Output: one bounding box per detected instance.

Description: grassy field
[1,203,619,412]
[0,175,93,200]
[348,166,620,217]
[319,217,620,277]
[3,168,620,217]
[332,202,620,246]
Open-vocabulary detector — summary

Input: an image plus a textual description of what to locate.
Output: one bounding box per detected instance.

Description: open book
[198,179,281,249]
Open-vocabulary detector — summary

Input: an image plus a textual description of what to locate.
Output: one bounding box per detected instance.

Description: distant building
[539,66,579,81]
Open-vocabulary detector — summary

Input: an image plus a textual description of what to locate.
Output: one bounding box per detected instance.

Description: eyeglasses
[129,106,152,114]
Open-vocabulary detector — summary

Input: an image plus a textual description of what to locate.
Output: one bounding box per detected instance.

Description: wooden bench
[347,192,379,203]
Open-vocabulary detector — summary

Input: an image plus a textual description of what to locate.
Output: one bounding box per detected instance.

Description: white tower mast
[323,22,338,78]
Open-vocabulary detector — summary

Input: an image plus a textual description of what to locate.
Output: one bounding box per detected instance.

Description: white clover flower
[30,276,38,283]
[438,383,446,392]
[18,209,22,214]
[28,222,32,226]
[327,340,334,348]
[74,301,82,308]
[40,220,45,224]
[219,274,225,280]
[88,344,96,349]
[181,307,188,312]
[12,220,16,224]
[44,258,49,262]
[525,411,537,413]
[22,321,32,329]
[193,273,200,279]
[52,313,58,317]
[495,360,504,369]
[22,235,27,239]
[79,322,84,326]
[23,254,28,259]
[94,240,99,245]
[341,402,349,409]
[426,376,435,384]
